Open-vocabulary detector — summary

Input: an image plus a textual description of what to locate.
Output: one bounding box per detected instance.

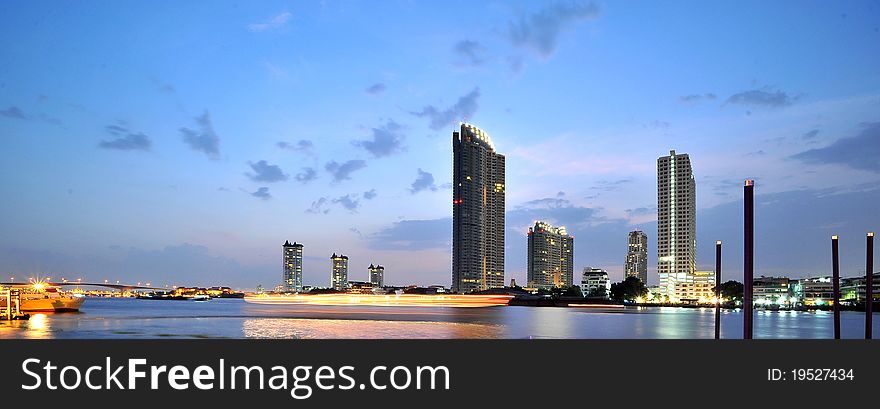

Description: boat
[192,294,210,301]
[1,284,84,312]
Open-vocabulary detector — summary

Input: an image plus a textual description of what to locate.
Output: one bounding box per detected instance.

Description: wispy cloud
[0,106,26,119]
[363,189,378,200]
[180,111,220,159]
[246,160,288,183]
[453,40,487,66]
[333,194,360,213]
[679,93,717,103]
[247,12,291,32]
[508,1,599,57]
[98,122,152,151]
[410,169,439,194]
[325,160,367,182]
[791,122,880,172]
[250,187,271,200]
[365,83,387,95]
[411,87,480,130]
[295,167,318,183]
[726,87,799,108]
[277,139,314,155]
[353,120,406,158]
[306,197,330,214]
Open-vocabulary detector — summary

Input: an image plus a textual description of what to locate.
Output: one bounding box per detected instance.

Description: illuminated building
[657,150,697,302]
[753,276,792,306]
[791,277,834,306]
[368,264,385,288]
[580,267,610,299]
[840,272,880,305]
[282,240,303,293]
[330,253,349,291]
[625,230,648,284]
[347,280,375,294]
[527,221,574,289]
[669,270,716,303]
[452,123,505,293]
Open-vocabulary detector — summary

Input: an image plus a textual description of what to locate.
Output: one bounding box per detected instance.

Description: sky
[1,0,879,290]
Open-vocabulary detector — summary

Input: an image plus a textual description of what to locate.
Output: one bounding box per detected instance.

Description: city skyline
[1,1,879,289]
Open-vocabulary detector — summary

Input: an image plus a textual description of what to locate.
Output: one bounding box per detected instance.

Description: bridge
[0,282,163,291]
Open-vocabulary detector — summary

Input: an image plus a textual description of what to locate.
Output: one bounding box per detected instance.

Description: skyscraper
[625,230,648,284]
[368,264,384,288]
[282,240,303,293]
[657,150,697,302]
[330,253,349,291]
[527,221,574,288]
[452,123,505,293]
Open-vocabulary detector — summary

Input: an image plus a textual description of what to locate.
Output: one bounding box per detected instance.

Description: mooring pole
[867,232,874,339]
[832,235,841,339]
[744,180,754,339]
[715,240,722,339]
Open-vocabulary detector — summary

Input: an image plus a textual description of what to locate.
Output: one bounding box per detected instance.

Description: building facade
[840,272,880,305]
[580,267,610,299]
[657,150,697,302]
[668,270,716,303]
[368,264,385,288]
[791,277,834,306]
[452,123,505,293]
[330,253,349,291]
[625,230,648,284]
[753,276,792,306]
[527,221,574,289]
[282,240,303,293]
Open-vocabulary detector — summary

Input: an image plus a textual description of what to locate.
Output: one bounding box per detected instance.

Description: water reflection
[242,318,504,339]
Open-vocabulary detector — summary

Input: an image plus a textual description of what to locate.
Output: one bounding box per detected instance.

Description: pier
[1,289,29,320]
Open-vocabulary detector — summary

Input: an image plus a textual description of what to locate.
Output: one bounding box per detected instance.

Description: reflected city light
[245,293,513,308]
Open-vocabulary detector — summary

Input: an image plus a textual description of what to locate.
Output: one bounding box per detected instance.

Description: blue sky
[1,0,879,289]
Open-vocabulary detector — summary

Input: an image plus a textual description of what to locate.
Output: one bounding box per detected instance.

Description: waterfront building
[791,277,834,307]
[580,267,610,299]
[282,240,304,293]
[840,272,880,305]
[646,285,664,302]
[348,280,375,294]
[625,230,648,284]
[753,276,792,306]
[452,123,506,293]
[330,253,349,291]
[368,264,385,288]
[667,270,716,303]
[657,150,697,302]
[527,221,574,289]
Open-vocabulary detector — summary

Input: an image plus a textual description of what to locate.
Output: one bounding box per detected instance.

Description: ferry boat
[1,283,85,312]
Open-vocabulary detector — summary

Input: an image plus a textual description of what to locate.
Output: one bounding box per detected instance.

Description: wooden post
[832,235,841,339]
[715,240,722,340]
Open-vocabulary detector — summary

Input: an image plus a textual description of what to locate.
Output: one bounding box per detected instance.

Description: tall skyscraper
[330,253,349,291]
[452,123,505,293]
[625,230,648,284]
[657,150,697,302]
[527,221,574,288]
[282,240,303,293]
[368,264,384,288]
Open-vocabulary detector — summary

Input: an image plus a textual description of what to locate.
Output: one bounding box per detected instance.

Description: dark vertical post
[715,240,722,340]
[832,235,840,339]
[867,232,874,339]
[743,180,754,339]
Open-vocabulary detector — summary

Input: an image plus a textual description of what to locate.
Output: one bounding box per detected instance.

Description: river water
[1,298,877,339]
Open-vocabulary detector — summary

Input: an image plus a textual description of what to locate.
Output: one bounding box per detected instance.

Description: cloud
[246,160,288,183]
[726,87,799,107]
[453,40,487,66]
[325,160,367,182]
[791,122,880,172]
[180,111,220,159]
[277,139,314,154]
[98,122,152,151]
[0,106,26,119]
[411,87,480,130]
[333,194,360,213]
[368,218,451,251]
[295,167,318,183]
[353,120,406,157]
[410,169,439,194]
[508,1,599,57]
[365,83,387,95]
[802,129,819,140]
[247,11,291,32]
[506,55,525,73]
[679,93,717,103]
[507,196,602,230]
[590,178,634,192]
[363,189,377,200]
[645,120,670,129]
[250,187,271,200]
[306,197,330,214]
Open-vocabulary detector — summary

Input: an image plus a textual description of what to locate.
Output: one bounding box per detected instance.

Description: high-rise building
[452,123,505,293]
[282,240,303,293]
[657,150,697,302]
[330,253,349,291]
[625,230,648,284]
[580,267,610,299]
[368,264,384,288]
[527,221,574,288]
